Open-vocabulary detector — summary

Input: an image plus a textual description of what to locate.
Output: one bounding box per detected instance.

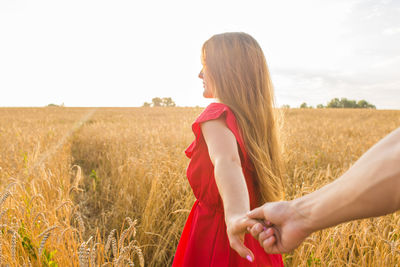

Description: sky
[1,0,399,109]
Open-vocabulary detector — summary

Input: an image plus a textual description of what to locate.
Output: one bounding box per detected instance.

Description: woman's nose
[198,70,203,79]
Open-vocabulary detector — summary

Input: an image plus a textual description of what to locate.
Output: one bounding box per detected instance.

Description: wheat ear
[38,225,58,238]
[75,213,85,234]
[10,230,19,261]
[104,229,116,254]
[38,232,50,257]
[0,230,2,265]
[78,241,89,267]
[111,237,117,257]
[0,191,11,207]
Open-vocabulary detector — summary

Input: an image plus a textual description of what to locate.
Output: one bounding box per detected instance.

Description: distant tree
[47,103,59,107]
[357,99,368,108]
[327,98,376,109]
[147,97,176,107]
[300,102,308,109]
[152,97,162,107]
[357,99,376,109]
[316,104,325,109]
[341,98,357,108]
[162,97,176,107]
[281,104,290,109]
[327,98,341,108]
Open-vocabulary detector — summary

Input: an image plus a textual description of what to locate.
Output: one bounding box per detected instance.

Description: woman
[172,32,284,266]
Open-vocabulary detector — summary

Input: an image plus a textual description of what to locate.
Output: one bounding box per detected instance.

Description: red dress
[172,103,284,267]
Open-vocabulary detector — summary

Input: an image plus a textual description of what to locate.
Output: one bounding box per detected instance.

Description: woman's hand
[226,214,260,262]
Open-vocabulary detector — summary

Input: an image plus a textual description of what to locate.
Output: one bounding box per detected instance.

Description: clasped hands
[227,201,312,260]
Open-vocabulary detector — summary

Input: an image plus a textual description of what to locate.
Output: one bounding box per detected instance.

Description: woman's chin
[203,91,214,99]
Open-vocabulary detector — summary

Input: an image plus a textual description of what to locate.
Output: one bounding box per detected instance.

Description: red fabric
[172,103,284,267]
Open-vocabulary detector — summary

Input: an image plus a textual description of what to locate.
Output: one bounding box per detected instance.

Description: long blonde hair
[202,32,284,203]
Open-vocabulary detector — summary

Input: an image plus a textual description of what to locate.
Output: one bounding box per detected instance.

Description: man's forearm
[293,127,400,233]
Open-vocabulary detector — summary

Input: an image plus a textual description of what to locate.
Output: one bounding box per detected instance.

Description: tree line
[143,97,176,107]
[297,98,376,109]
[142,97,376,109]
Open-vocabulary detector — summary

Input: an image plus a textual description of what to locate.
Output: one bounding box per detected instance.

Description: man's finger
[247,206,265,220]
[249,223,264,239]
[258,228,274,243]
[262,237,280,254]
[262,235,276,248]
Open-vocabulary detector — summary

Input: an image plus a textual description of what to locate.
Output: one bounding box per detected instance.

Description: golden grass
[0,107,399,266]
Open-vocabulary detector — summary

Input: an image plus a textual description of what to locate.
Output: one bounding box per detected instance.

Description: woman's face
[198,66,214,98]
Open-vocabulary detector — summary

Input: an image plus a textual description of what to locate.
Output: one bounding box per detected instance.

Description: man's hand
[247,201,312,254]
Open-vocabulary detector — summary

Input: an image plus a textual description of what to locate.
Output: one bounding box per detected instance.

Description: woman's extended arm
[247,127,400,254]
[201,118,258,262]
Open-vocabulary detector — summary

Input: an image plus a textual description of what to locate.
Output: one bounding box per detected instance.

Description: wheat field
[0,107,399,266]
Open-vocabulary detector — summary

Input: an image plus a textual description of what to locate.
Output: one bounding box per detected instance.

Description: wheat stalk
[11,230,17,261]
[0,209,8,222]
[90,243,100,266]
[0,191,11,207]
[114,255,127,266]
[118,218,138,253]
[28,194,44,206]
[132,245,144,267]
[32,212,48,226]
[118,228,130,250]
[0,230,2,265]
[85,236,93,245]
[125,217,134,227]
[126,259,135,267]
[38,232,50,257]
[104,229,116,254]
[5,181,20,192]
[78,241,89,267]
[115,244,132,265]
[26,257,32,267]
[71,165,82,188]
[111,237,117,257]
[38,225,58,238]
[75,213,85,234]
[55,200,73,211]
